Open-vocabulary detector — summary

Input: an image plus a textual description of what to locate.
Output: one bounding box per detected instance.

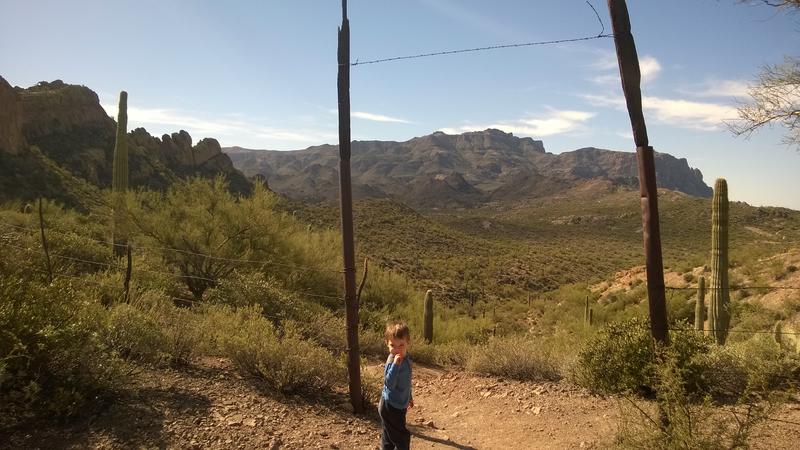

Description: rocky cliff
[0,77,251,203]
[227,129,711,208]
[0,77,26,155]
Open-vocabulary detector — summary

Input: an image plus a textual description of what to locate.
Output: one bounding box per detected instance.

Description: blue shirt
[382,353,412,410]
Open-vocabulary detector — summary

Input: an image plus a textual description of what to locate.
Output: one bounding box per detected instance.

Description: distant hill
[225,129,712,208]
[0,77,251,208]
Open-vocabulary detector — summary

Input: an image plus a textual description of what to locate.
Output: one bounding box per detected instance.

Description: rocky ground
[1,357,798,449]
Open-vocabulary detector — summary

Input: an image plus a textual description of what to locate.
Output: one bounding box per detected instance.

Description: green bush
[0,277,125,416]
[206,305,346,393]
[105,303,166,363]
[467,335,560,381]
[615,355,774,449]
[576,318,711,396]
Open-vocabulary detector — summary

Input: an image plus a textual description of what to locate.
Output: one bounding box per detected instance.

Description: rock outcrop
[0,78,251,197]
[0,76,26,155]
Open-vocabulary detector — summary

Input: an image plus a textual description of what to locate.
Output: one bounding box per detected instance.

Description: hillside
[226,129,712,208]
[0,77,251,206]
[285,186,800,303]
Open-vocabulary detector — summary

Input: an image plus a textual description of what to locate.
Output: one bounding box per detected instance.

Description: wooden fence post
[337,0,363,414]
[607,0,668,345]
[38,198,53,283]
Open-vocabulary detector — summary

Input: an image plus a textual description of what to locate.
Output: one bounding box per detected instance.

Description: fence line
[350,1,611,66]
[0,219,343,274]
[0,240,343,302]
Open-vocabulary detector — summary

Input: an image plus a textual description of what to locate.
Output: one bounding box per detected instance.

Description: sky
[1,0,798,209]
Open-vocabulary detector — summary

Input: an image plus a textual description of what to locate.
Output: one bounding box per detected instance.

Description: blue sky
[1,0,798,209]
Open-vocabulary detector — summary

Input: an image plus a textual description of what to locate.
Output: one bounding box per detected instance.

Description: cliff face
[227,129,712,207]
[0,77,26,155]
[0,78,251,197]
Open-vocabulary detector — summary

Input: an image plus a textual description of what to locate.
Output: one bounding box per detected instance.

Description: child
[379,321,414,450]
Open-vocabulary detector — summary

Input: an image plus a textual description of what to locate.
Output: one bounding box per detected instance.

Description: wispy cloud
[352,111,412,123]
[101,102,336,149]
[582,93,738,130]
[590,53,662,86]
[440,109,595,137]
[679,79,750,98]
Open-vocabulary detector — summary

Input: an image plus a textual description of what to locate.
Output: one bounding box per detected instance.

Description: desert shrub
[615,356,775,449]
[105,303,166,363]
[360,363,384,405]
[0,276,125,416]
[695,335,800,400]
[207,271,314,324]
[467,335,560,381]
[134,292,201,364]
[206,305,346,393]
[576,318,711,396]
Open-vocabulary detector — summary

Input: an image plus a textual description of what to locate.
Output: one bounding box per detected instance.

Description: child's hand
[408,399,414,410]
[393,353,405,365]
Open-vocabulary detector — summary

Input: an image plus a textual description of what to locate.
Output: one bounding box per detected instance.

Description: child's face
[386,337,409,357]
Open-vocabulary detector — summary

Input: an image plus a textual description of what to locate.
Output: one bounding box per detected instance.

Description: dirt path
[1,358,798,449]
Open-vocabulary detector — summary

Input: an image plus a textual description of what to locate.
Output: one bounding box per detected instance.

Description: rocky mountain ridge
[226,129,712,208]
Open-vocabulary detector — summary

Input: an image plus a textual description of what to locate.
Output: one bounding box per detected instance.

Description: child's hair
[384,321,410,342]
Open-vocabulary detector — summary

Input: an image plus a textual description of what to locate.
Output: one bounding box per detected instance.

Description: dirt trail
[1,358,798,449]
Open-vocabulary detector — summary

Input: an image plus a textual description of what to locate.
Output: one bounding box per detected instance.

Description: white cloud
[101,102,336,149]
[581,93,738,130]
[680,80,750,98]
[352,111,411,123]
[590,54,661,86]
[440,109,595,137]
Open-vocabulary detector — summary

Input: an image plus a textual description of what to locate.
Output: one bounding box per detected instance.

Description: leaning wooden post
[38,198,53,283]
[337,0,363,414]
[608,0,668,345]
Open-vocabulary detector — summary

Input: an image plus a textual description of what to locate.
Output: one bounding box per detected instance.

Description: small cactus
[588,308,594,326]
[694,276,706,331]
[706,178,730,345]
[774,321,783,347]
[423,290,433,343]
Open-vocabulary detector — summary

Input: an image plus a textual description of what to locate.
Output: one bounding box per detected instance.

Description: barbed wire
[0,219,344,274]
[667,326,800,337]
[0,240,344,301]
[350,1,611,66]
[665,285,800,291]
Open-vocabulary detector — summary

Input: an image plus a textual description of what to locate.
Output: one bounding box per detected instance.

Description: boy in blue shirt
[379,321,414,450]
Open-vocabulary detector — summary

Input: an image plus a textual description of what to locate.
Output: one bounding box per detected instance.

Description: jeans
[378,397,410,450]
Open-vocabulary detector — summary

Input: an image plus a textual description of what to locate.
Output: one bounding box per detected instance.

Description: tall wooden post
[607,0,668,344]
[337,0,363,414]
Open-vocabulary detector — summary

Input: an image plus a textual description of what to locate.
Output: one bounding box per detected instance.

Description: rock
[424,420,436,428]
[0,76,26,154]
[451,411,461,418]
[244,418,257,427]
[532,406,542,415]
[268,438,282,450]
[226,415,243,426]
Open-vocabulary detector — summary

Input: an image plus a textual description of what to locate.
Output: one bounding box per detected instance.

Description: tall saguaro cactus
[694,275,706,331]
[706,179,730,345]
[112,91,129,257]
[423,290,433,343]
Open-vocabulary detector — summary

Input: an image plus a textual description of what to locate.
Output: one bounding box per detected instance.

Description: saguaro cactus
[112,91,129,257]
[694,276,706,331]
[423,290,433,343]
[706,178,730,345]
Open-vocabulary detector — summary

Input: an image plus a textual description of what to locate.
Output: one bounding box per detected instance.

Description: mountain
[225,129,712,208]
[0,77,251,207]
